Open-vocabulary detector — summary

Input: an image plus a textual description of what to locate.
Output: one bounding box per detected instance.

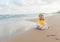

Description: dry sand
[5,14,60,42]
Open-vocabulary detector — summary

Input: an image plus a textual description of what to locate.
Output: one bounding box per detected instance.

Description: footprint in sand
[46,34,60,40]
[55,38,60,40]
[47,34,56,37]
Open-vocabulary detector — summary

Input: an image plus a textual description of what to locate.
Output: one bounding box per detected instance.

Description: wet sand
[5,14,60,42]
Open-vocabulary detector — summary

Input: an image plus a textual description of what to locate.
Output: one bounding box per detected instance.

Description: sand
[5,14,60,42]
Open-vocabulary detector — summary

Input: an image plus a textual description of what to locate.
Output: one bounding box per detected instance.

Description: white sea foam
[0,19,36,38]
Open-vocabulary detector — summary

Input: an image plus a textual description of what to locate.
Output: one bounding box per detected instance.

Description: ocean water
[0,13,56,20]
[0,13,56,42]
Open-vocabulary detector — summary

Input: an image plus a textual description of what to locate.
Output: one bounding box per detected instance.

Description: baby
[36,13,48,30]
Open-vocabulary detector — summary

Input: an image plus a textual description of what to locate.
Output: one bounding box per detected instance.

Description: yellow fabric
[38,18,45,27]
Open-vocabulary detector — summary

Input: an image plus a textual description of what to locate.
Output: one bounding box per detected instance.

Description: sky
[0,0,60,14]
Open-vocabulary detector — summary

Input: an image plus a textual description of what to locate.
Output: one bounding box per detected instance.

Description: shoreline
[3,14,60,42]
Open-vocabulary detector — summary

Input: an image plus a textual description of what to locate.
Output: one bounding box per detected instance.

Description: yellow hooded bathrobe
[38,15,45,27]
[37,14,48,30]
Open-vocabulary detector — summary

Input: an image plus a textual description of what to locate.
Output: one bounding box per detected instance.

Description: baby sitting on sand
[36,13,48,30]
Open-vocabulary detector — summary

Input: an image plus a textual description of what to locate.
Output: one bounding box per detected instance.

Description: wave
[0,13,56,20]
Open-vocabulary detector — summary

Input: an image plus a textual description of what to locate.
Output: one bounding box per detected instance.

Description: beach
[0,0,60,42]
[4,14,60,42]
